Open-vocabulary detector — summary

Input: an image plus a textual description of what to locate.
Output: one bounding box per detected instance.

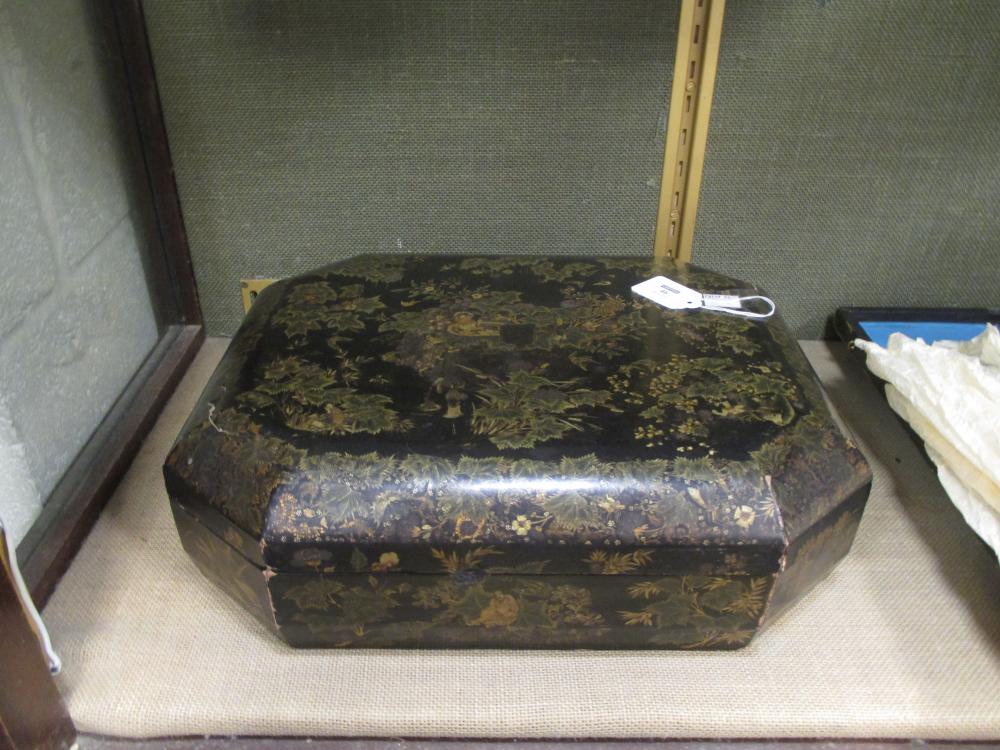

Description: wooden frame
[653,0,726,263]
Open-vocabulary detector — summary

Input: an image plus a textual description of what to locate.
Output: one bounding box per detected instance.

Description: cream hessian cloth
[43,339,1000,739]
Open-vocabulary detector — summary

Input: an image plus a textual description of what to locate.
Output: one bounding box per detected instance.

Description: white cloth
[856,325,1000,560]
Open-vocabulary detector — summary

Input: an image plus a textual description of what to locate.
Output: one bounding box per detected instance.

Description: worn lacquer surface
[164,255,871,648]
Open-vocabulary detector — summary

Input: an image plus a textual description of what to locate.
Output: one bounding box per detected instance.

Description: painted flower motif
[511,515,532,536]
[453,514,485,541]
[472,593,520,627]
[371,552,400,572]
[598,496,625,513]
[291,548,333,569]
[733,505,756,529]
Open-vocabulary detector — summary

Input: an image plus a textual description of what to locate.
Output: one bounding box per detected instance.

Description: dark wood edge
[107,0,202,326]
[18,324,204,606]
[1,526,75,750]
[78,736,1000,749]
[833,307,1000,346]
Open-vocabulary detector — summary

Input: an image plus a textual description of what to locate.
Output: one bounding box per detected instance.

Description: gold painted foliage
[383,286,647,374]
[610,355,800,446]
[264,446,780,546]
[769,506,862,612]
[272,546,767,648]
[182,525,264,613]
[273,281,385,342]
[430,547,501,574]
[470,368,612,449]
[672,312,762,356]
[239,355,404,436]
[411,574,605,632]
[451,257,597,283]
[167,408,305,534]
[288,573,412,640]
[584,549,655,574]
[278,546,613,643]
[283,578,345,610]
[619,574,771,648]
[280,546,609,642]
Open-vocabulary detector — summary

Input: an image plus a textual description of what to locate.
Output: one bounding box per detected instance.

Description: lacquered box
[164,255,871,648]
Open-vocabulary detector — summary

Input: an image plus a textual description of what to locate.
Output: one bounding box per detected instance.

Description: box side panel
[763,313,874,542]
[267,570,774,650]
[172,499,278,633]
[165,470,267,566]
[162,277,296,538]
[762,480,870,624]
[263,539,782,578]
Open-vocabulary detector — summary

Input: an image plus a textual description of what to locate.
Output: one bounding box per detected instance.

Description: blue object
[859,321,988,348]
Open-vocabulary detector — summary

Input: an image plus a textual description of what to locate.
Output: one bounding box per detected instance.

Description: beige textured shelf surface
[44,339,1000,739]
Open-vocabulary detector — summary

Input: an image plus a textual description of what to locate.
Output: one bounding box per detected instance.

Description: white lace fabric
[856,324,1000,561]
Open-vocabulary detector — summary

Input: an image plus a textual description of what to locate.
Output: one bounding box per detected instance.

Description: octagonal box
[164,255,871,649]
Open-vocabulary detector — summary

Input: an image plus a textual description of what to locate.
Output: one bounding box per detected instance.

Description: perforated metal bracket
[240,278,278,313]
[654,0,726,263]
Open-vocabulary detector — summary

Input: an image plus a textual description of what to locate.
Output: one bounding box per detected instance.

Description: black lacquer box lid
[164,255,870,578]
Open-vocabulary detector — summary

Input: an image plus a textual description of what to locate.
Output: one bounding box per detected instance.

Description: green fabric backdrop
[693,0,1000,336]
[144,0,677,335]
[145,0,1000,337]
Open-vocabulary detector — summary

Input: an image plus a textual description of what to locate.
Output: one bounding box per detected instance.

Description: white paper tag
[702,293,742,309]
[630,276,702,309]
[631,276,777,320]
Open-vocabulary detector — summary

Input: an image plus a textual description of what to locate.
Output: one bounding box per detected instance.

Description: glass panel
[0,0,159,546]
